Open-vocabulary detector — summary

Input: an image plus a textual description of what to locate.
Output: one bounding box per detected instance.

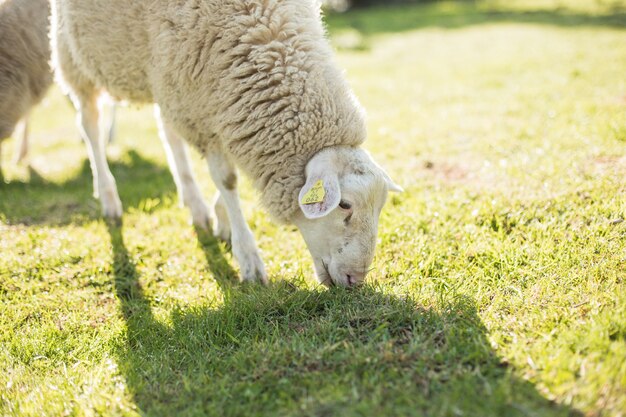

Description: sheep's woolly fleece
[0,0,52,139]
[52,0,366,222]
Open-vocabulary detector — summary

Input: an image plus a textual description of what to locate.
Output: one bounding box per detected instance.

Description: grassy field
[1,1,625,416]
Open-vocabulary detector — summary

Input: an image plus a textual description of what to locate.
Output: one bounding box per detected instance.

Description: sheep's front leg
[155,107,211,229]
[206,152,267,284]
[77,94,122,219]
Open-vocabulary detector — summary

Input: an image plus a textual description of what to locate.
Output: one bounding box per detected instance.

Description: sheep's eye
[339,200,352,210]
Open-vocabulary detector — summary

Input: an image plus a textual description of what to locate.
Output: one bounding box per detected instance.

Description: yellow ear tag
[301,180,326,205]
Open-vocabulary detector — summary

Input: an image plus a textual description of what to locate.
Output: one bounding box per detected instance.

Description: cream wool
[52,0,366,222]
[0,0,53,164]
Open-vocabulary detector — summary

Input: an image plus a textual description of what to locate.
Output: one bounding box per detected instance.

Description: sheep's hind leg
[154,107,211,230]
[13,116,29,164]
[76,93,123,219]
[206,152,267,284]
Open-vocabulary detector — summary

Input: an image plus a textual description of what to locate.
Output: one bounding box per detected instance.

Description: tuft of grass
[1,1,625,416]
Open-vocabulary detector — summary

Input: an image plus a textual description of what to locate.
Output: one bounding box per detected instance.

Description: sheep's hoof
[101,190,123,219]
[239,255,268,285]
[187,199,212,231]
[213,221,231,247]
[190,210,212,231]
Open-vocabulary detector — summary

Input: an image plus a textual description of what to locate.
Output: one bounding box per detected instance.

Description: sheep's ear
[363,150,403,193]
[298,172,341,219]
[383,171,403,193]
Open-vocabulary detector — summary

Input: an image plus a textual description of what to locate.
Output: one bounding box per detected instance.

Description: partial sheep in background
[51,0,402,287]
[0,0,53,169]
[0,0,117,176]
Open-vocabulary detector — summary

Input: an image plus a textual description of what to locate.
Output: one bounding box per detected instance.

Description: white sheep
[51,0,401,286]
[0,0,53,170]
[0,0,116,174]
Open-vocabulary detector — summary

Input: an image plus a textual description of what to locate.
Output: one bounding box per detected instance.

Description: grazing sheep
[51,0,401,286]
[0,0,53,170]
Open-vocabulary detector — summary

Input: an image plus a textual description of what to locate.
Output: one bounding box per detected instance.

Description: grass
[1,0,625,415]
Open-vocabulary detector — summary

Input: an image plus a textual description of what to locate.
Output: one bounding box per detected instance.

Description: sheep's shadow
[108,223,583,417]
[194,226,240,291]
[0,150,177,226]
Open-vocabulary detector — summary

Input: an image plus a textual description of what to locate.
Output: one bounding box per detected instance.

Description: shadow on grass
[194,226,240,291]
[326,1,626,43]
[0,150,177,226]
[108,222,583,416]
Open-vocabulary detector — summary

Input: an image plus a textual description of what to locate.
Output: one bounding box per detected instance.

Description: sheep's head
[293,147,402,287]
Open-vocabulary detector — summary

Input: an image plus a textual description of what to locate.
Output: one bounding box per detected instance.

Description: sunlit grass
[1,1,625,416]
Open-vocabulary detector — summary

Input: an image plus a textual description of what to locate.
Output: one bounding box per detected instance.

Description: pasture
[1,1,625,415]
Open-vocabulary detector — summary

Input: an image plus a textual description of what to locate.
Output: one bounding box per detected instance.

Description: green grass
[1,1,625,415]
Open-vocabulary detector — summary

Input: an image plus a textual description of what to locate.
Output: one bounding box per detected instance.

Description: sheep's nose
[345,271,367,286]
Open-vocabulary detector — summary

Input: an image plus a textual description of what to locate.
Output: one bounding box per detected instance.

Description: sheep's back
[148,0,366,221]
[54,0,153,102]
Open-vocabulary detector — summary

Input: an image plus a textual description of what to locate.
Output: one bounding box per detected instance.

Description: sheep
[51,0,402,287]
[0,0,53,171]
[0,0,119,177]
